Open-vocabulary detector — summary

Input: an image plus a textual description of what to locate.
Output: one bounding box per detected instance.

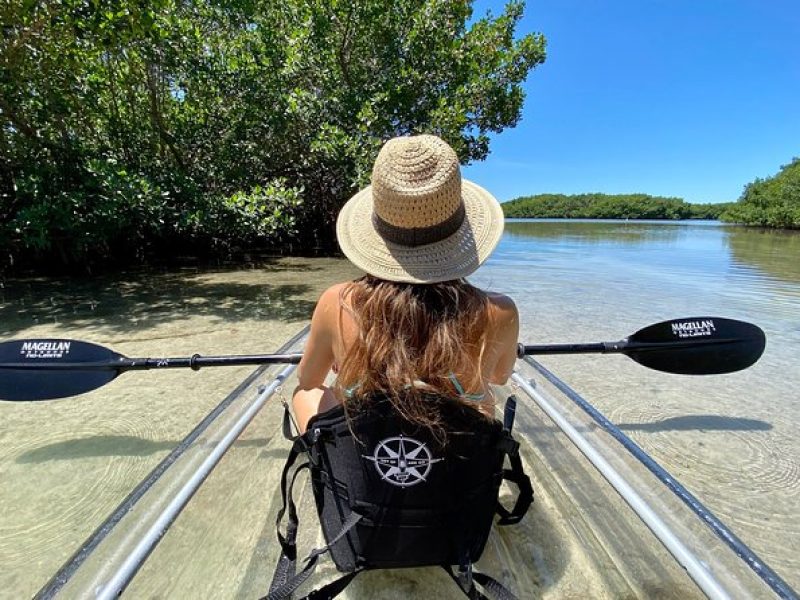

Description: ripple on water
[0,416,166,568]
[611,405,799,560]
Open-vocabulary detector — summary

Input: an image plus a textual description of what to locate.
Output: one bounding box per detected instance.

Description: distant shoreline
[501,193,730,221]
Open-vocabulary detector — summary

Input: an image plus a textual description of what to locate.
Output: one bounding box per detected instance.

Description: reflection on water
[503,219,800,288]
[498,219,732,286]
[505,218,691,245]
[726,227,800,282]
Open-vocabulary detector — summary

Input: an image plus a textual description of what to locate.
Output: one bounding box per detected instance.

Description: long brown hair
[336,276,492,437]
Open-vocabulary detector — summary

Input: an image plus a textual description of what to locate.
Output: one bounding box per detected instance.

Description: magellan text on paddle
[671,320,715,338]
[19,341,71,359]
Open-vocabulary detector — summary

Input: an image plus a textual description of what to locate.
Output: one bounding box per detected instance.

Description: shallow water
[486,220,800,590]
[0,221,798,597]
[0,258,361,597]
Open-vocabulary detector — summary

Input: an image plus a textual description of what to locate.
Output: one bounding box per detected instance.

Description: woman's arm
[488,294,520,386]
[292,284,343,432]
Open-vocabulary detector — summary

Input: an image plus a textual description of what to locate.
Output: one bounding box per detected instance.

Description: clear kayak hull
[38,328,796,599]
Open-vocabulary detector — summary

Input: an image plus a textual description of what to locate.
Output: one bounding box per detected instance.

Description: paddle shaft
[519,342,611,356]
[0,353,304,372]
[0,317,766,400]
[518,337,742,357]
[2,338,748,371]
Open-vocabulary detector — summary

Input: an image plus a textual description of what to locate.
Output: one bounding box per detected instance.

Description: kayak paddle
[518,316,765,375]
[0,343,303,401]
[0,316,765,401]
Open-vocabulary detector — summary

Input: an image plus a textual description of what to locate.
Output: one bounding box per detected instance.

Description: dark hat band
[373,203,466,247]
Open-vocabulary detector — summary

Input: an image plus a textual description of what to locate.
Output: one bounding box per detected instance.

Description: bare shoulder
[485,291,519,322]
[484,291,519,342]
[480,291,519,383]
[315,282,350,313]
[485,291,517,311]
[322,281,351,299]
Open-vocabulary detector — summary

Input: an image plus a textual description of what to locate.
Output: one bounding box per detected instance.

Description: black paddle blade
[0,339,122,401]
[625,317,766,375]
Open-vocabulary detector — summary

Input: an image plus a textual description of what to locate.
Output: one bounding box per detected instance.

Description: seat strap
[496,450,534,525]
[268,439,310,596]
[274,439,309,554]
[273,402,312,566]
[443,564,520,600]
[495,397,533,526]
[299,569,363,600]
[282,401,297,440]
[265,507,363,599]
[503,395,518,433]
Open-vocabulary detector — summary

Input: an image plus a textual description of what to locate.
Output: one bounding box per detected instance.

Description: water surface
[0,221,798,596]
[483,219,799,588]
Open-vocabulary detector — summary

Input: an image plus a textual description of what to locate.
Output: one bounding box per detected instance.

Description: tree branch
[145,59,186,172]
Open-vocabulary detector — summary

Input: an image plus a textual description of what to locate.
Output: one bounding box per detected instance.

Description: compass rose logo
[363,435,444,487]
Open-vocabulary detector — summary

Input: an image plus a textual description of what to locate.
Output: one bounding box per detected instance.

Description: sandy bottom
[0,258,357,597]
[119,369,707,600]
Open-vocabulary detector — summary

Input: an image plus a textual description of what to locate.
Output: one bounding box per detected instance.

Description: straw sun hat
[336,134,504,284]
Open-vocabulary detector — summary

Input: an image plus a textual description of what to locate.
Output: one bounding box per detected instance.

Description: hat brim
[336,180,504,284]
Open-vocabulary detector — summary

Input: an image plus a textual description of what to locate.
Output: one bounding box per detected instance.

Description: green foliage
[722,159,800,229]
[687,202,734,219]
[217,182,304,243]
[0,0,546,271]
[502,194,730,220]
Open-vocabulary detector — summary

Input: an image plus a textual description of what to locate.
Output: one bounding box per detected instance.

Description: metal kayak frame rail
[516,356,797,600]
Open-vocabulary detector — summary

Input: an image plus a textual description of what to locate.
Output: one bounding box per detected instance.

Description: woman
[292,134,519,433]
[270,135,530,600]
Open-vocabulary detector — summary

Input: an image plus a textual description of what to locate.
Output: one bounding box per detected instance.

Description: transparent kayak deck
[35,327,797,599]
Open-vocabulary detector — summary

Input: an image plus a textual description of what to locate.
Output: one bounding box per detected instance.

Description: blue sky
[463,0,800,204]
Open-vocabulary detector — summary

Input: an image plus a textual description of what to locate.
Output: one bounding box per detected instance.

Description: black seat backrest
[305,396,509,571]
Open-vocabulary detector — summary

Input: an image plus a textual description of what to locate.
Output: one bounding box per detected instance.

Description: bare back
[292,281,519,432]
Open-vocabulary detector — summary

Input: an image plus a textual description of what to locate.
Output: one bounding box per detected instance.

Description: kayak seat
[264,394,533,600]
